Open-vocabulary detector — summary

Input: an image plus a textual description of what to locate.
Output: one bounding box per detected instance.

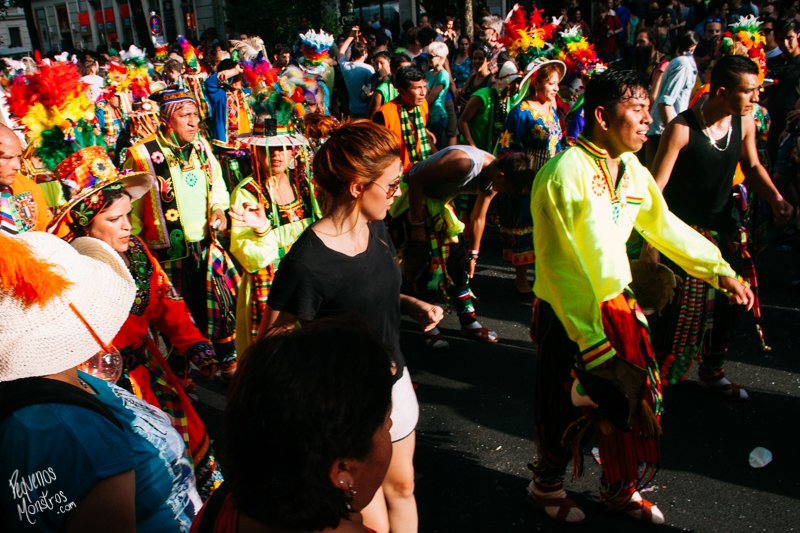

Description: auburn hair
[312,120,401,211]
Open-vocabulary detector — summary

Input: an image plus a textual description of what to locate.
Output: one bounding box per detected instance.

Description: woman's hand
[229,202,268,231]
[409,300,444,332]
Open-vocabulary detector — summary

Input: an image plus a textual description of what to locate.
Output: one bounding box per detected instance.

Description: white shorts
[390,368,419,442]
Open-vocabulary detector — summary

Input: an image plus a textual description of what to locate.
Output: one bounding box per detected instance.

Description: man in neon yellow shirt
[528,69,753,525]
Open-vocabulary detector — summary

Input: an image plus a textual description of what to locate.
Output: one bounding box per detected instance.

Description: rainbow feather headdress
[553,26,606,78]
[503,4,560,67]
[721,15,767,84]
[299,29,334,73]
[8,62,103,172]
[178,35,201,73]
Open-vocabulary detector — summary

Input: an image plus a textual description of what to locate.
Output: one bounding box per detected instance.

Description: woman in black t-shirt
[262,120,443,533]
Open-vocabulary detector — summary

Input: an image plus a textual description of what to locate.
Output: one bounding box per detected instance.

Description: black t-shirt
[663,109,742,233]
[267,221,405,373]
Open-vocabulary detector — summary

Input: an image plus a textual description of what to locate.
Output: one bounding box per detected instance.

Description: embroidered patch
[612,202,621,224]
[127,238,154,315]
[618,173,630,195]
[12,192,36,232]
[591,174,607,197]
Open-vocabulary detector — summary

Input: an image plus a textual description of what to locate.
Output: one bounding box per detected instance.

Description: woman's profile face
[346,413,393,510]
[87,194,132,254]
[360,158,402,222]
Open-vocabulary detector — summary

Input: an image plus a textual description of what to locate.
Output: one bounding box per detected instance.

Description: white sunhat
[494,60,522,91]
[0,232,135,382]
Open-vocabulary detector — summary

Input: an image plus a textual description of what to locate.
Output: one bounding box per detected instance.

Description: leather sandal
[699,377,749,400]
[527,481,586,523]
[608,490,665,525]
[461,325,499,343]
[423,331,450,352]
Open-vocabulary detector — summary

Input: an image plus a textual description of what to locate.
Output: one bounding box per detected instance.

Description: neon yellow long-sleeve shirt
[532,136,737,370]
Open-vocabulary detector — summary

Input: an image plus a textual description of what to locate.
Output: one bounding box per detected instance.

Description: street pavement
[195,228,800,533]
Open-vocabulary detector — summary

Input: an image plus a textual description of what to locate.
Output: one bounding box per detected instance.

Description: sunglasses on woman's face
[371,176,402,199]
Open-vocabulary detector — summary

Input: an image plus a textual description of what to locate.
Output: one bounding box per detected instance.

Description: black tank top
[663,108,742,232]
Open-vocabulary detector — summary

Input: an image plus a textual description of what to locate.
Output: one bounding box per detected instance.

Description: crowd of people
[0,0,799,530]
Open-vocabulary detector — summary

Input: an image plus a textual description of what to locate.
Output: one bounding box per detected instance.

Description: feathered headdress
[118,45,151,102]
[241,55,278,94]
[0,234,71,307]
[154,44,168,63]
[721,15,767,84]
[7,62,103,171]
[503,4,560,66]
[553,26,605,78]
[231,37,270,65]
[250,65,309,126]
[178,35,200,73]
[298,29,334,69]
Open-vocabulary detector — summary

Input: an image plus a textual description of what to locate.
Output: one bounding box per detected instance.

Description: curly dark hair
[223,315,394,530]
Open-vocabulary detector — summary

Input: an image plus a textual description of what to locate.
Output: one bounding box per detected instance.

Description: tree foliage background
[226,0,342,47]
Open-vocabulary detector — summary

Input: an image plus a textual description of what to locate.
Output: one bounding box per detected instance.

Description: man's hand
[719,276,755,311]
[638,241,660,267]
[209,208,228,232]
[769,195,794,226]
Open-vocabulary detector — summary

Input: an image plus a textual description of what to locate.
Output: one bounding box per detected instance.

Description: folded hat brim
[48,171,154,235]
[0,233,135,381]
[238,133,310,147]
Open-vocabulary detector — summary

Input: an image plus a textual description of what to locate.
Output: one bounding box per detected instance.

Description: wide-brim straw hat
[47,146,153,233]
[0,232,135,382]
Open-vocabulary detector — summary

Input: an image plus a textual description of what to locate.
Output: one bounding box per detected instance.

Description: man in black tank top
[648,55,793,399]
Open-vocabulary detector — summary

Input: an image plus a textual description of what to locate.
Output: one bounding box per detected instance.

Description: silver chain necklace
[699,102,732,152]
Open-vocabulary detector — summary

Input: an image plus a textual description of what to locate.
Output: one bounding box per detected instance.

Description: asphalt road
[195,228,800,533]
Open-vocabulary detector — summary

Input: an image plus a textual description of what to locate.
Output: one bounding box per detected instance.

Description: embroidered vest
[135,135,214,263]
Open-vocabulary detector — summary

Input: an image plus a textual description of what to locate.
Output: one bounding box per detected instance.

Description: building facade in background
[28,0,225,54]
[1,3,33,56]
